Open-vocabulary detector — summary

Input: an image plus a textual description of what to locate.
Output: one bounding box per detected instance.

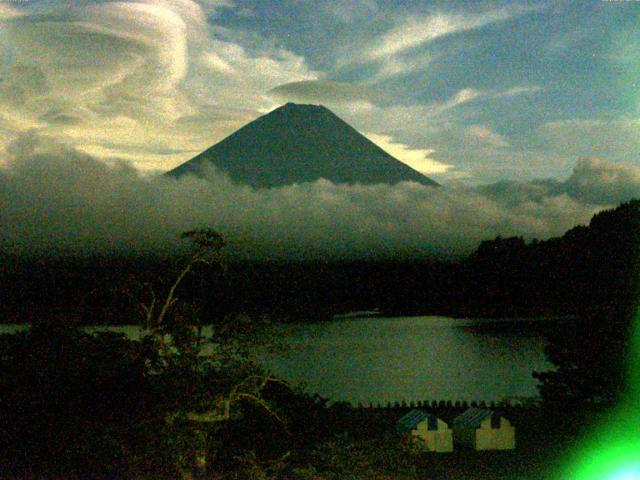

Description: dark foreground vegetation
[1,199,639,478]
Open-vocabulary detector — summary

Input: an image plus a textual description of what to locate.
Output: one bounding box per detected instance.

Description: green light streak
[561,422,640,479]
[558,308,640,479]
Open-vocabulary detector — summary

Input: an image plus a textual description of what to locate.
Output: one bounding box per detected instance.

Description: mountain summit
[167,103,438,188]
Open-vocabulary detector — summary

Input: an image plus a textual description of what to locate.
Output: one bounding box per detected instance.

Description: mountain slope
[167,103,438,188]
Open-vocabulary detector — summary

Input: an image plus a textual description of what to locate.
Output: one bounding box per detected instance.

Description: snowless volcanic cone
[167,102,439,188]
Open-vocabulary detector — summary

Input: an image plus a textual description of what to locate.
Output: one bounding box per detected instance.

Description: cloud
[479,157,640,207]
[192,39,318,110]
[341,85,536,131]
[4,3,188,102]
[325,2,549,96]
[334,4,543,81]
[0,0,626,192]
[321,0,378,23]
[0,64,49,107]
[563,158,640,205]
[0,3,21,19]
[267,80,375,106]
[539,117,640,162]
[0,0,203,137]
[322,85,548,182]
[194,0,234,13]
[494,86,543,98]
[0,133,629,261]
[317,87,532,181]
[364,133,453,175]
[438,85,541,110]
[0,0,319,170]
[439,88,481,111]
[466,125,510,148]
[365,10,514,61]
[366,52,433,83]
[0,0,557,187]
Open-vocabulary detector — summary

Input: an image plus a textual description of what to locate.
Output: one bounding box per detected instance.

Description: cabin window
[428,415,438,431]
[490,413,501,429]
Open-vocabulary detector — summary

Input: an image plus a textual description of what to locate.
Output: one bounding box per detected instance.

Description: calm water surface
[0,316,552,404]
[262,316,552,404]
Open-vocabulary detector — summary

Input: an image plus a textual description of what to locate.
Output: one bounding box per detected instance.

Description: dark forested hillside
[458,199,640,318]
[2,200,639,324]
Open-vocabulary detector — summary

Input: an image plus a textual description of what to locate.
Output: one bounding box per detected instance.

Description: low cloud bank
[0,135,635,260]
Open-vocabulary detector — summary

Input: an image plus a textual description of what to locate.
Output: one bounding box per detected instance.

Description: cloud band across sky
[0,134,633,260]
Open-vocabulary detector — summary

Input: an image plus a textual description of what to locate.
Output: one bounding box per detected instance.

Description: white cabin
[452,408,515,450]
[397,409,453,452]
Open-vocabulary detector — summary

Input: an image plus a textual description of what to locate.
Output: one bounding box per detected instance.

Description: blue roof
[397,409,440,432]
[453,408,502,429]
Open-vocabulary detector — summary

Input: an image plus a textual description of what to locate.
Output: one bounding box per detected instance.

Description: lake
[0,316,553,405]
[264,316,552,405]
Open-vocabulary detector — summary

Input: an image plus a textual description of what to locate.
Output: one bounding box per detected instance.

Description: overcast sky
[0,0,637,184]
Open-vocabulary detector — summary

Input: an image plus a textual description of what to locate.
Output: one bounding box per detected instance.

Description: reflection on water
[0,316,552,405]
[261,316,552,404]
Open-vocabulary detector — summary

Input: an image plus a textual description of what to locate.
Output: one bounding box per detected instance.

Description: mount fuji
[167,103,438,188]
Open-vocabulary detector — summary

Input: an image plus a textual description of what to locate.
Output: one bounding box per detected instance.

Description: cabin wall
[411,430,453,452]
[475,418,516,450]
[434,431,453,452]
[412,418,453,452]
[475,427,516,450]
[412,429,453,452]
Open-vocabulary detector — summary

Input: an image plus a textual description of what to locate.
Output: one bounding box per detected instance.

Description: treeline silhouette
[2,200,639,324]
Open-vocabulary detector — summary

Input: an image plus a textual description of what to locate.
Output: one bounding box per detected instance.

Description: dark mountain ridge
[167,102,438,188]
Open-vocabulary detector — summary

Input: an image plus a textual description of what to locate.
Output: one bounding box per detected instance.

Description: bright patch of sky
[0,0,638,183]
